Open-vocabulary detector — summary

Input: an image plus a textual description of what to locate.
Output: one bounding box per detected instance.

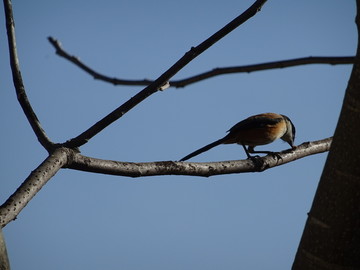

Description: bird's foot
[248,155,265,170]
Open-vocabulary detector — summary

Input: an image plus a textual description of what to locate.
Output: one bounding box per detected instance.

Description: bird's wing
[228,114,283,133]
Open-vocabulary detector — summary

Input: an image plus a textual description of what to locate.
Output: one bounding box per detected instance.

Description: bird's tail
[179,137,226,161]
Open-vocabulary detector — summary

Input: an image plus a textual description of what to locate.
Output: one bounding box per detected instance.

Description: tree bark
[292,2,360,269]
[0,228,10,270]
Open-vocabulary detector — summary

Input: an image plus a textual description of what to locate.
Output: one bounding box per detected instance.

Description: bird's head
[280,115,296,148]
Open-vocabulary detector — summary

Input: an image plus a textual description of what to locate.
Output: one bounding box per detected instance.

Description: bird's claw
[249,155,265,169]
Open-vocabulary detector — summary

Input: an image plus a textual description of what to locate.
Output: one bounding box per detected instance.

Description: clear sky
[0,1,357,269]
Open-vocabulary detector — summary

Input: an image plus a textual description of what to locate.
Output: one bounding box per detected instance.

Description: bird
[180,112,296,161]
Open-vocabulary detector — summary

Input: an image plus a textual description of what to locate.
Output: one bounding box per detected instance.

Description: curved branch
[63,0,268,148]
[4,0,54,151]
[0,148,69,228]
[48,37,355,88]
[48,37,154,87]
[68,138,332,177]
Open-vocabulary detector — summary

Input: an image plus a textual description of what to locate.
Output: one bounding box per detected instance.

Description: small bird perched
[180,113,296,161]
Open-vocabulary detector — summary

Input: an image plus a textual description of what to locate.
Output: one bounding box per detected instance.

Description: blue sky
[0,1,357,269]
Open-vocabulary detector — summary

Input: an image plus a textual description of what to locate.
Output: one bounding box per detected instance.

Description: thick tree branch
[292,2,360,269]
[0,148,69,228]
[62,0,268,149]
[0,228,10,270]
[48,37,355,88]
[3,0,54,151]
[68,138,332,177]
[0,137,331,228]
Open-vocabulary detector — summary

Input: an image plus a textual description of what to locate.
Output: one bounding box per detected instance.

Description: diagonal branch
[48,37,355,88]
[0,147,69,228]
[63,0,268,149]
[3,0,54,151]
[68,138,332,177]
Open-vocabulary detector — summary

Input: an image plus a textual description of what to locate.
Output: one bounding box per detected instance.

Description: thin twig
[48,37,153,86]
[68,138,332,177]
[63,0,268,148]
[4,0,54,151]
[48,37,355,88]
[172,56,355,87]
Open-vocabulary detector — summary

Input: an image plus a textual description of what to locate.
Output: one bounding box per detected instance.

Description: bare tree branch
[172,57,355,87]
[48,36,154,87]
[48,36,355,88]
[68,138,332,177]
[0,148,69,228]
[4,0,54,151]
[62,0,268,149]
[1,0,344,267]
[0,0,271,229]
[0,136,331,228]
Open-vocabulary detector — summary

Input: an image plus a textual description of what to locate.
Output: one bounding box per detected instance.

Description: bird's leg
[243,145,264,169]
[249,150,274,154]
[249,146,282,160]
[248,146,273,155]
[242,144,252,159]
